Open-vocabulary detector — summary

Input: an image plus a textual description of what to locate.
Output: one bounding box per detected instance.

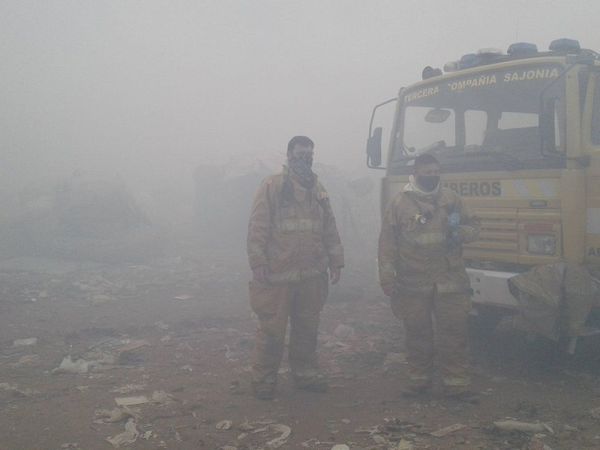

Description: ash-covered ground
[1,231,600,450]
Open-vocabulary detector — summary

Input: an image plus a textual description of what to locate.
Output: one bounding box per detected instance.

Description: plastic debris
[115,395,150,407]
[494,420,553,434]
[216,420,233,430]
[13,337,38,347]
[331,445,350,450]
[111,384,147,394]
[372,434,387,444]
[95,407,137,424]
[431,423,467,437]
[265,424,292,449]
[52,356,90,374]
[107,418,139,448]
[151,390,175,404]
[52,354,115,374]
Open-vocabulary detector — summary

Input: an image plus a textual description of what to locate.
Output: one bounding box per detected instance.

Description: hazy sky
[2,0,600,189]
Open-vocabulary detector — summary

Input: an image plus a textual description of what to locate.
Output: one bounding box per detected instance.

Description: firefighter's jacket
[378,183,480,295]
[247,167,344,284]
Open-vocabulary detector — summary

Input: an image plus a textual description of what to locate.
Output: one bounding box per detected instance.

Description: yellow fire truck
[366,39,600,332]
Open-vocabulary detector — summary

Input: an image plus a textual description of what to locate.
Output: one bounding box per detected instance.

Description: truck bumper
[467,268,520,310]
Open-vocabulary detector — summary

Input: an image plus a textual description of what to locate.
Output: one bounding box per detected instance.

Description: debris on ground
[106,418,139,448]
[111,384,147,394]
[12,337,38,347]
[0,382,38,397]
[493,420,553,434]
[333,324,356,340]
[216,420,233,430]
[396,439,415,450]
[115,396,150,407]
[263,424,292,449]
[430,423,467,438]
[94,407,138,424]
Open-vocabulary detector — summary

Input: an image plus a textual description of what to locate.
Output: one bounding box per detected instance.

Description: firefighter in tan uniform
[247,136,344,400]
[378,154,480,399]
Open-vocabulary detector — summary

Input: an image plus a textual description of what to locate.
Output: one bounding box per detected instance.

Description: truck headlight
[527,235,557,255]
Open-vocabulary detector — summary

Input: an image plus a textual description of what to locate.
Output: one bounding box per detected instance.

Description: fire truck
[366,39,600,332]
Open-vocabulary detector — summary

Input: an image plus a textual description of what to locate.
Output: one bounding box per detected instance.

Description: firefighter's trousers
[390,289,471,388]
[249,274,328,386]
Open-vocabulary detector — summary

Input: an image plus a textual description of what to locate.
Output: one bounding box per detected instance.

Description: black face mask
[288,154,315,188]
[290,153,313,168]
[416,175,440,192]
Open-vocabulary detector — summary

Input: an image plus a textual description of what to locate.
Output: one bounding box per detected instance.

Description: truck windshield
[391,63,566,173]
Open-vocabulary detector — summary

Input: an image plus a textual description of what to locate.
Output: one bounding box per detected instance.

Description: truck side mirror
[367,127,383,167]
[540,97,558,155]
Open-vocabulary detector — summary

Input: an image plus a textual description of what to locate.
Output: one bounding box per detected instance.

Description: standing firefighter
[378,154,480,399]
[247,136,344,400]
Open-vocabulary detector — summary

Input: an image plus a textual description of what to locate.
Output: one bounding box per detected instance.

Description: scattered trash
[590,407,600,420]
[107,418,139,448]
[333,324,356,340]
[141,430,155,440]
[151,390,175,405]
[95,407,137,424]
[529,436,553,450]
[180,365,193,372]
[60,444,80,449]
[264,424,292,448]
[331,445,350,450]
[52,354,114,374]
[431,423,467,437]
[174,294,193,300]
[11,354,40,367]
[224,345,238,361]
[12,337,38,347]
[494,420,553,434]
[115,395,150,407]
[216,420,233,430]
[0,382,38,397]
[396,440,415,450]
[372,434,387,445]
[155,321,169,330]
[111,384,147,394]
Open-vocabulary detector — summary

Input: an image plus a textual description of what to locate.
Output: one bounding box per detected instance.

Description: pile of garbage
[0,177,164,263]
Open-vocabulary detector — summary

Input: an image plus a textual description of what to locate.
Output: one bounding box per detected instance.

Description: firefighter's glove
[252,265,269,283]
[447,212,462,248]
[381,283,397,297]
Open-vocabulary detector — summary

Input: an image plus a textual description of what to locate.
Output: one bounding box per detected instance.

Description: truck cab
[367,39,600,327]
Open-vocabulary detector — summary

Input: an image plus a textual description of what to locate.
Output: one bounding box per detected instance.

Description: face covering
[288,153,315,189]
[416,175,440,192]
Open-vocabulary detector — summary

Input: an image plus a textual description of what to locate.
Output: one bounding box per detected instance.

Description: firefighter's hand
[329,266,341,285]
[252,265,269,283]
[381,284,396,297]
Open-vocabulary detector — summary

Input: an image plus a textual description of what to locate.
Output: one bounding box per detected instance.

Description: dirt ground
[1,237,600,450]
